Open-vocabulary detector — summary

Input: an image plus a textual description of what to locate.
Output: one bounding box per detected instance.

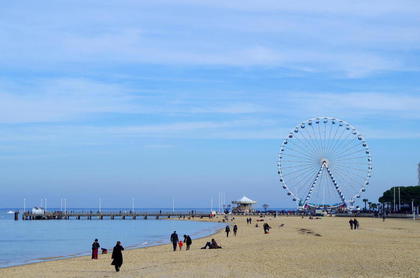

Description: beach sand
[1,216,419,278]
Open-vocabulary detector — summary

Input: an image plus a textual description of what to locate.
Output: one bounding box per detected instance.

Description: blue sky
[0,1,419,208]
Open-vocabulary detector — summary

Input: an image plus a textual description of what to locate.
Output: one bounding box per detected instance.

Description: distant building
[31,207,45,215]
[232,196,256,213]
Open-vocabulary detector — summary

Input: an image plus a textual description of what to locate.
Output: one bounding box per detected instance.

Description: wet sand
[1,216,419,278]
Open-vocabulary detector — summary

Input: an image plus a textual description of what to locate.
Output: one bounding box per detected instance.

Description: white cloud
[0,1,418,76]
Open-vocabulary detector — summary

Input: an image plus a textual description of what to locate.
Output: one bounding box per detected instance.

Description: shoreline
[0,218,224,270]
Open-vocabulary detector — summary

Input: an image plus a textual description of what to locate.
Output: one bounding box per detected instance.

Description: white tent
[232,196,257,205]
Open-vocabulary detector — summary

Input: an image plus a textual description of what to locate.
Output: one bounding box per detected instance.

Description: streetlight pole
[132,198,135,212]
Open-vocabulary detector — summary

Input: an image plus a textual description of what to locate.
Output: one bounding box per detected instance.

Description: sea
[0,208,224,268]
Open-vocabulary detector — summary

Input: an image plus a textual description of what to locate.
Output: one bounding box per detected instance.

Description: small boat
[7,210,15,214]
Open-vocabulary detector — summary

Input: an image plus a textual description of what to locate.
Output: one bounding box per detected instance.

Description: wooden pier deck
[18,211,211,221]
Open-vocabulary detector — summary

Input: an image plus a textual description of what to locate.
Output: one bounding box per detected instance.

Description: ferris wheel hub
[320,158,329,167]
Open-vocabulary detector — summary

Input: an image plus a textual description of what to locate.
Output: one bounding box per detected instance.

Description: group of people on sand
[91,239,124,272]
[225,224,238,237]
[170,231,193,251]
[349,218,360,230]
[90,217,275,273]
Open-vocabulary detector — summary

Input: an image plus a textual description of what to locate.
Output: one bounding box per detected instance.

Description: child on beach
[178,240,184,251]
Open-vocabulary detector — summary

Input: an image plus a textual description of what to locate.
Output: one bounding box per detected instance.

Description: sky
[0,1,419,209]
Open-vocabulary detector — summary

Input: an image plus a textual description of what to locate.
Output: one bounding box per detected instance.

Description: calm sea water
[0,208,224,268]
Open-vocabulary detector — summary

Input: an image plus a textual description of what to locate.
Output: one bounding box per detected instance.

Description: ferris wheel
[277,117,372,209]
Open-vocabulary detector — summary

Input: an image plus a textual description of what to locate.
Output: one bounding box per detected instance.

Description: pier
[18,211,212,221]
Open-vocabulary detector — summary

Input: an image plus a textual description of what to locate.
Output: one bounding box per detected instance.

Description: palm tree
[363,199,368,210]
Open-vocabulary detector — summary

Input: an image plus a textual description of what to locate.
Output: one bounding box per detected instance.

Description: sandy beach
[1,216,419,278]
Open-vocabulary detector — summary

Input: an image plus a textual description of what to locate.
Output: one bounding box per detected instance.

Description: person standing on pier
[111,241,124,272]
[170,231,179,251]
[91,239,100,259]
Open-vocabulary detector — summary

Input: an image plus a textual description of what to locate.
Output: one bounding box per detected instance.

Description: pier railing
[18,211,212,221]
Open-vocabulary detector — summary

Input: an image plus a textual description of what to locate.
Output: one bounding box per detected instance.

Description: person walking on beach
[91,239,100,259]
[111,241,124,272]
[178,240,184,251]
[349,219,354,230]
[263,223,271,234]
[233,224,238,236]
[170,231,179,251]
[225,225,230,237]
[353,219,359,230]
[184,234,192,250]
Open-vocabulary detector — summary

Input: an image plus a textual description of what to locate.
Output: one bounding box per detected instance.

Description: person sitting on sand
[111,241,124,272]
[201,238,222,249]
[91,238,100,260]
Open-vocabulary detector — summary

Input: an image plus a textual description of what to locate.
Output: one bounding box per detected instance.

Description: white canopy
[232,196,256,204]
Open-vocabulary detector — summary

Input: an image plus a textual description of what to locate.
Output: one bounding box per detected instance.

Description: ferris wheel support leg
[325,166,346,205]
[303,165,325,207]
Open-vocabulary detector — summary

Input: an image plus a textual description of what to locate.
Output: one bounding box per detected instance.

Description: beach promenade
[1,216,419,278]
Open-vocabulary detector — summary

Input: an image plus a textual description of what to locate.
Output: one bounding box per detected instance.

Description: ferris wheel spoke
[334,149,367,160]
[326,125,348,155]
[292,134,319,157]
[282,164,319,178]
[334,150,366,161]
[334,142,365,158]
[334,156,369,162]
[329,167,364,195]
[280,152,315,162]
[329,132,354,157]
[332,164,368,174]
[303,165,324,205]
[309,124,323,154]
[301,127,322,155]
[325,122,342,154]
[282,145,316,161]
[295,137,314,159]
[325,166,346,203]
[292,171,321,199]
[280,163,316,169]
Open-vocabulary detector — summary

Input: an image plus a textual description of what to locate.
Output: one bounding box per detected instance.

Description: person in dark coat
[263,223,271,234]
[225,225,230,237]
[184,234,192,250]
[111,241,124,272]
[353,218,359,230]
[91,239,100,259]
[233,224,238,236]
[349,219,354,230]
[201,238,222,249]
[170,231,179,251]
